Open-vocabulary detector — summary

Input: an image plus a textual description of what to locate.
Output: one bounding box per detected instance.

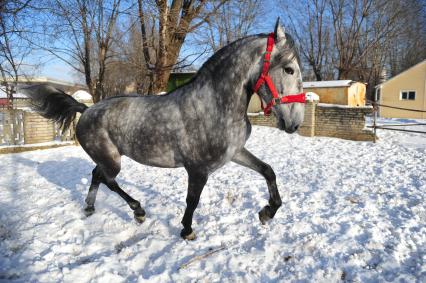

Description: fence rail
[369,101,426,113]
[370,101,426,139]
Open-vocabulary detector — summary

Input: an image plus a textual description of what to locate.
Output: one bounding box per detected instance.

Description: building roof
[376,59,426,88]
[0,87,27,98]
[303,80,357,88]
[72,90,92,100]
[3,76,76,87]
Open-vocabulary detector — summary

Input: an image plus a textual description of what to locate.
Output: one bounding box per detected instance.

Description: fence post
[373,104,377,143]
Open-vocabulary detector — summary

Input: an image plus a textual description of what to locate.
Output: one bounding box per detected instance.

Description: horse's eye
[284,67,294,75]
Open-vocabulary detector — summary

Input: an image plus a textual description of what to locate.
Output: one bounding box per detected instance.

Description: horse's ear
[274,18,286,42]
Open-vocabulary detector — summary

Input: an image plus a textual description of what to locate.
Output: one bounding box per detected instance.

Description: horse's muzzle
[278,118,299,134]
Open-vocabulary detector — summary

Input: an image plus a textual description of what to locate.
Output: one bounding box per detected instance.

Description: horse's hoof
[84,206,95,217]
[134,208,146,223]
[134,212,146,223]
[134,214,145,223]
[180,228,196,240]
[184,231,196,241]
[259,207,272,225]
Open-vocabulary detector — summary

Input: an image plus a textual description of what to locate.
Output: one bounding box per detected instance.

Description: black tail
[21,84,88,132]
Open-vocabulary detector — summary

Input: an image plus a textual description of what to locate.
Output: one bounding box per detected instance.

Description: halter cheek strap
[253,32,306,116]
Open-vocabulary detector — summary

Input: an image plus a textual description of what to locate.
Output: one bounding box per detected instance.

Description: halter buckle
[273,97,281,105]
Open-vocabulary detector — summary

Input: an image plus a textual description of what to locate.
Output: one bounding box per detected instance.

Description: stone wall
[247,112,277,127]
[248,101,375,141]
[314,104,375,141]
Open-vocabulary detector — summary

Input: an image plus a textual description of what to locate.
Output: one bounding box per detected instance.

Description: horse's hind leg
[103,178,146,223]
[81,136,146,222]
[232,147,282,224]
[83,166,102,216]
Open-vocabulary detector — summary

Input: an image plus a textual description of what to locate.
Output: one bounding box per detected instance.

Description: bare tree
[193,0,262,53]
[136,0,229,94]
[111,18,153,95]
[387,0,426,76]
[0,0,33,108]
[102,59,135,97]
[30,0,126,102]
[330,0,403,80]
[281,0,424,99]
[281,0,334,81]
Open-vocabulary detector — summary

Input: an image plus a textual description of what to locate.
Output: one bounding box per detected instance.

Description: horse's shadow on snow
[36,157,93,197]
[17,156,167,223]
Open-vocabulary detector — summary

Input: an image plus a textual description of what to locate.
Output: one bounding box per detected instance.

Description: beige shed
[302,80,366,106]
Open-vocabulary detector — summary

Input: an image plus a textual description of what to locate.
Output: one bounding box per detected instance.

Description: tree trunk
[152,43,183,93]
[138,0,229,94]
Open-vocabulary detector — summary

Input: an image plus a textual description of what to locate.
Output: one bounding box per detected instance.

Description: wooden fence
[0,109,75,147]
[0,110,25,145]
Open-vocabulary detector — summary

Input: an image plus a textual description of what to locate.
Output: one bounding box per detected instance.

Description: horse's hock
[248,101,376,142]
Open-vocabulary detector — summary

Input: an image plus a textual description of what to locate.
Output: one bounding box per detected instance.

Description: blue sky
[41,59,76,82]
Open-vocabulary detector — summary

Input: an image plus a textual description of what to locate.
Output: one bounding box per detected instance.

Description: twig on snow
[178,245,226,270]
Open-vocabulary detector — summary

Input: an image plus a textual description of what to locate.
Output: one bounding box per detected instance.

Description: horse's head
[253,19,305,134]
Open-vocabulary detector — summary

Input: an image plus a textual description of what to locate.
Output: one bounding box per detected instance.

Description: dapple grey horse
[24,19,305,240]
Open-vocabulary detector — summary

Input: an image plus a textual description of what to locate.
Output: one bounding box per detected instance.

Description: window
[400,90,416,100]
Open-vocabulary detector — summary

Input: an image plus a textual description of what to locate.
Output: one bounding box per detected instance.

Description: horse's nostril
[294,125,299,131]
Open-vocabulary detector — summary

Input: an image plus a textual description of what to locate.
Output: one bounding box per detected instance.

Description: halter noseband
[253,32,306,116]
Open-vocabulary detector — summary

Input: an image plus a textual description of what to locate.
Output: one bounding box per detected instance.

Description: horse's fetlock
[129,201,141,210]
[259,206,272,224]
[273,198,282,208]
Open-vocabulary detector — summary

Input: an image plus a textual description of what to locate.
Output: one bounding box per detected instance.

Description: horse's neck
[188,37,265,116]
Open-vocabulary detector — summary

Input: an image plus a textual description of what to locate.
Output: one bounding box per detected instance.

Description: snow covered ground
[0,119,425,282]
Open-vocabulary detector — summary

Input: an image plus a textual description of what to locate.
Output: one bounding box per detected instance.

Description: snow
[318,103,373,110]
[0,119,425,282]
[72,90,92,101]
[0,141,74,149]
[305,92,319,101]
[303,80,357,88]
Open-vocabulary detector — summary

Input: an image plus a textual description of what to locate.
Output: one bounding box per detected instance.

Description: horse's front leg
[180,168,208,240]
[232,147,282,224]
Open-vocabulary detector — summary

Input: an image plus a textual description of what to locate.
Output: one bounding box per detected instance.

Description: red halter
[253,32,306,116]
